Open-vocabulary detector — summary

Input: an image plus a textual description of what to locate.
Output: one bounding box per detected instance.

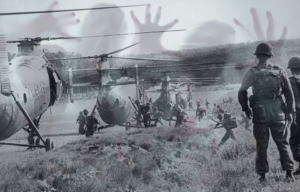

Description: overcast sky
[1,0,299,55]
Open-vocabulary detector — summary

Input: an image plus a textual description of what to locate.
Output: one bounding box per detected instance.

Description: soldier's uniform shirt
[289,76,300,162]
[238,63,295,174]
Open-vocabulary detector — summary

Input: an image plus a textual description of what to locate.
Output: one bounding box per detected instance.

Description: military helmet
[83,109,89,115]
[134,99,141,105]
[254,42,273,56]
[288,56,300,69]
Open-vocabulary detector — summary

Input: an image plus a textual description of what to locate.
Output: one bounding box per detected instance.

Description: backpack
[251,65,283,98]
[218,108,225,114]
[225,118,238,129]
[229,118,238,129]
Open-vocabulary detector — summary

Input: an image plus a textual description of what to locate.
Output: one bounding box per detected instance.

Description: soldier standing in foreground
[287,56,300,175]
[238,42,295,182]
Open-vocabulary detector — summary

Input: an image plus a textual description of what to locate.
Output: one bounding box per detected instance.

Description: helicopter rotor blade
[66,29,186,40]
[109,56,181,62]
[107,42,140,55]
[7,29,185,43]
[49,43,139,61]
[0,4,149,16]
[146,65,235,73]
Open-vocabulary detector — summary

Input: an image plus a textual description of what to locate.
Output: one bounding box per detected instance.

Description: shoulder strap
[250,67,262,77]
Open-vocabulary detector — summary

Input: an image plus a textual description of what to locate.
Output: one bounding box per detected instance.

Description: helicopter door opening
[47,67,63,106]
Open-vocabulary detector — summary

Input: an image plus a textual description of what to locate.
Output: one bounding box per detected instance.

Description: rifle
[208,117,224,129]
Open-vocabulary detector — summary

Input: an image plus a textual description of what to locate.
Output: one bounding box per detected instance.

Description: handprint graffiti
[130,4,179,54]
[26,1,80,38]
[78,3,127,56]
[5,1,80,53]
[234,8,288,69]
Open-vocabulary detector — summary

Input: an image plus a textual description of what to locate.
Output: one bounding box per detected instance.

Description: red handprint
[130,4,178,54]
[234,8,287,69]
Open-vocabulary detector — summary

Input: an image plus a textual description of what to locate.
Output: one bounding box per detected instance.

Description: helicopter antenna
[0,4,149,16]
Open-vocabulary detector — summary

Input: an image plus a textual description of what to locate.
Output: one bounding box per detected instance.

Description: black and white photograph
[0,0,300,191]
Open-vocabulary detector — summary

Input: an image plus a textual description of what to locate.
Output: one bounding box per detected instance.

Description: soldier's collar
[256,62,271,68]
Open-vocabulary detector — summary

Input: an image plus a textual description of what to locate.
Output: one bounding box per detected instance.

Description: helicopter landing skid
[8,92,54,152]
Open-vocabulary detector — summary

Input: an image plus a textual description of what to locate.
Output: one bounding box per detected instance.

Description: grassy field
[1,120,299,192]
[1,87,299,192]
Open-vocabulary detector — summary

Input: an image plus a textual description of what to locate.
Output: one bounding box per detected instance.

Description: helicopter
[141,71,220,124]
[0,4,187,151]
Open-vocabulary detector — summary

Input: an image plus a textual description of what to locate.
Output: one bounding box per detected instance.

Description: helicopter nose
[0,94,16,140]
